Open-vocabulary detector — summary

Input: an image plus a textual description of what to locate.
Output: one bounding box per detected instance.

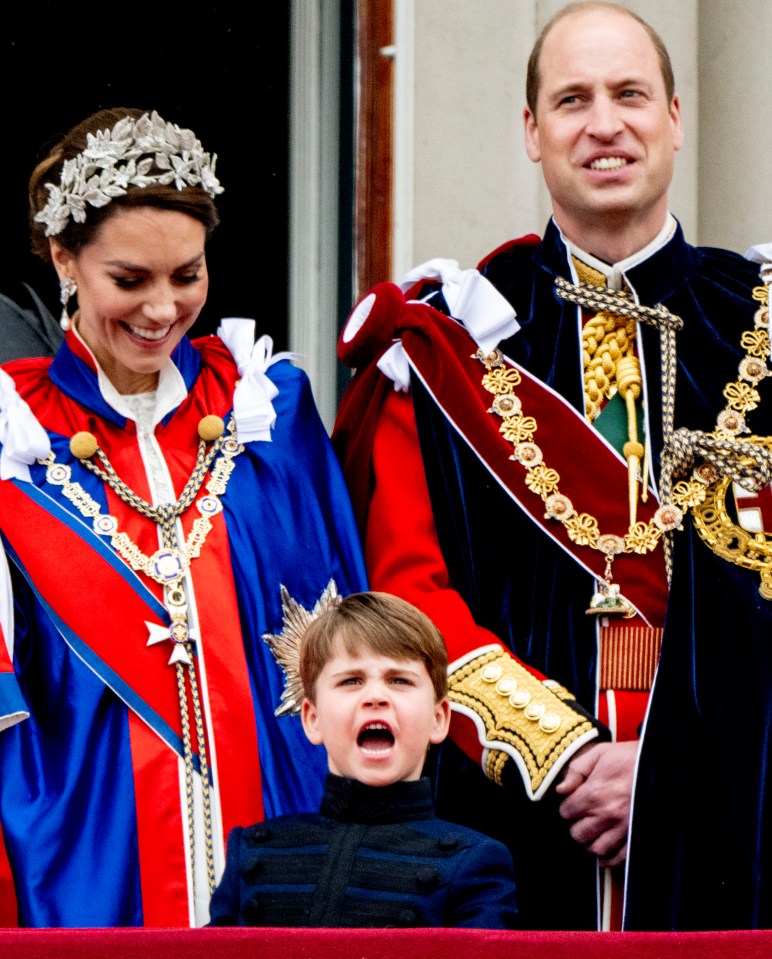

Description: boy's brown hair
[300,592,449,703]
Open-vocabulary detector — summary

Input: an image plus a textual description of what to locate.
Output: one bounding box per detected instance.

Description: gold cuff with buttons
[448,648,595,794]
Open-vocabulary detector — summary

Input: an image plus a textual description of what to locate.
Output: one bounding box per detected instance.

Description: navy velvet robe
[453,221,772,930]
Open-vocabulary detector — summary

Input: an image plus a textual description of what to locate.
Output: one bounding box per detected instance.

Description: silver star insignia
[263,580,341,716]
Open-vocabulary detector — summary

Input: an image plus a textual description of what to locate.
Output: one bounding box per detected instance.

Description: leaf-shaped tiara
[35,111,224,237]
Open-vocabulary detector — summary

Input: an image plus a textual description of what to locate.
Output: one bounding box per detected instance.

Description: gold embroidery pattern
[449,648,594,794]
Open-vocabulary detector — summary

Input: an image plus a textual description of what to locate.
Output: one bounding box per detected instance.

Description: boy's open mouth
[357,722,395,752]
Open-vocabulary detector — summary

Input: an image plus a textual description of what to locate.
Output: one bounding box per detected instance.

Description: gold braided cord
[555,278,682,472]
[572,260,649,526]
[572,260,638,423]
[176,660,197,893]
[554,277,684,331]
[81,432,224,544]
[186,653,216,895]
[663,428,772,501]
[582,312,636,422]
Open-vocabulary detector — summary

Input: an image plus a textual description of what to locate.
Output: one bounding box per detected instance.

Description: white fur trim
[342,292,376,343]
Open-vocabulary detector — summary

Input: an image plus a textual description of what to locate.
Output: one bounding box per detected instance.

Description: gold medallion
[691,435,772,599]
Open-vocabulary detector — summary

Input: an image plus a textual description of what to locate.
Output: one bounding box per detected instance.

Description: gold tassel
[617,355,644,527]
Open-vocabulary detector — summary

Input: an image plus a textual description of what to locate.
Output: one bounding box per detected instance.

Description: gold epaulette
[448,647,597,799]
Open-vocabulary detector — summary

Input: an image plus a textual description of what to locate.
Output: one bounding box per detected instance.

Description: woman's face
[51,207,208,394]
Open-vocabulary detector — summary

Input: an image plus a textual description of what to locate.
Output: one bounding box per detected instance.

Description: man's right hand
[555,739,638,868]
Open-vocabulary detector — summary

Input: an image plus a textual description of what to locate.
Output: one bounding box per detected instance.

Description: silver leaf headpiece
[35,110,224,237]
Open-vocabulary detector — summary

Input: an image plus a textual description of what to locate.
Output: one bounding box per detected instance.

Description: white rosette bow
[218,318,298,443]
[376,258,520,391]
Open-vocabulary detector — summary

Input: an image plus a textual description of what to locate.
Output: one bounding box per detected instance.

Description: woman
[0,108,367,927]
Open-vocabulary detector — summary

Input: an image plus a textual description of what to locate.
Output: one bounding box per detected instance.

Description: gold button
[539,714,562,734]
[509,690,531,709]
[524,702,546,721]
[481,664,503,683]
[496,677,516,696]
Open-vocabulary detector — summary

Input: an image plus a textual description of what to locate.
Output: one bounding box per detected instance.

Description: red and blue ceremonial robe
[0,325,367,927]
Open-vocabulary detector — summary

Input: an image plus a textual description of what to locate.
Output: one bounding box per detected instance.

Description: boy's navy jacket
[208,773,518,928]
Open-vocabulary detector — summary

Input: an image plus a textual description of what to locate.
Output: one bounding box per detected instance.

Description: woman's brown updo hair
[29,107,221,263]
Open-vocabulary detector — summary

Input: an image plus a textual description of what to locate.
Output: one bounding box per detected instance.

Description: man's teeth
[589,157,628,171]
[129,325,169,341]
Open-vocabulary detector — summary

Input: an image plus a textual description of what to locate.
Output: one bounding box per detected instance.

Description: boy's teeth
[590,157,627,170]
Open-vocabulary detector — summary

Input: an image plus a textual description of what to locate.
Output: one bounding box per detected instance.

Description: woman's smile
[52,206,208,394]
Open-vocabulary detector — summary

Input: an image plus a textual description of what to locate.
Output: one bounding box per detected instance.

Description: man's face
[523,8,683,251]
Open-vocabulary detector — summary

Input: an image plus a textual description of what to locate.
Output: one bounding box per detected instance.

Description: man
[0,284,62,364]
[334,1,772,930]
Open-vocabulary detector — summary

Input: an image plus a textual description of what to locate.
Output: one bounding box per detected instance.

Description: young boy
[208,591,518,928]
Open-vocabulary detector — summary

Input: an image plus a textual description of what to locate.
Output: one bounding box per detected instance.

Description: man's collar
[534,217,697,306]
[562,214,678,290]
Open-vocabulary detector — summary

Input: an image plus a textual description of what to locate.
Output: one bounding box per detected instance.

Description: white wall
[698,0,772,253]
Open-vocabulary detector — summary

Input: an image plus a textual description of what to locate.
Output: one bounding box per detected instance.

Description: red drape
[0,927,770,959]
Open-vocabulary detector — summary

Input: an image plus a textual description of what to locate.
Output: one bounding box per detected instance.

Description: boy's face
[301,642,451,787]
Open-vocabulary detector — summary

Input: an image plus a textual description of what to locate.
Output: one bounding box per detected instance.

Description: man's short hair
[526,1,675,115]
[300,591,449,703]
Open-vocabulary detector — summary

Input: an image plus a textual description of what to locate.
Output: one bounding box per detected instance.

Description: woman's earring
[59,277,77,332]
